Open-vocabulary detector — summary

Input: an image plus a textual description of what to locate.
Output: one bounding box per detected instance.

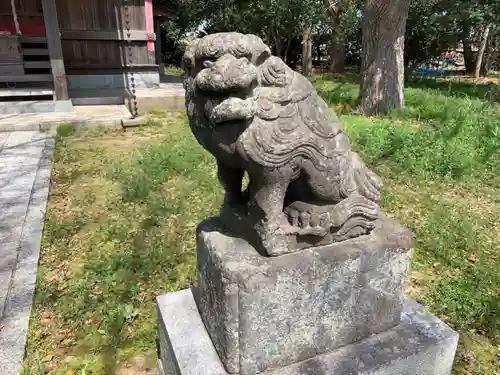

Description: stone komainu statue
[182,32,382,256]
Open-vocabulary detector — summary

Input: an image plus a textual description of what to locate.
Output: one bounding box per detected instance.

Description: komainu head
[182,32,314,128]
[182,32,271,91]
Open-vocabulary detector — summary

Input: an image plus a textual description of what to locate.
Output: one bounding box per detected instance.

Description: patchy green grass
[314,74,500,186]
[25,76,499,374]
[486,70,500,78]
[24,112,221,374]
[164,65,184,77]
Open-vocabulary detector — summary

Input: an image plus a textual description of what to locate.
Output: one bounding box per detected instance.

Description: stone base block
[195,217,412,375]
[67,72,160,90]
[0,101,55,115]
[132,91,185,113]
[54,100,74,112]
[157,289,458,375]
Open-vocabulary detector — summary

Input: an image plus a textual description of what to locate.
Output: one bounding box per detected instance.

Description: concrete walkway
[0,131,54,374]
[0,105,132,132]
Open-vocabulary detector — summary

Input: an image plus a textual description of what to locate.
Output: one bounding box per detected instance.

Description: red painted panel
[0,24,46,36]
[145,0,155,53]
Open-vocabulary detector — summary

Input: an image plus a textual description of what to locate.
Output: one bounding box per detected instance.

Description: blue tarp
[413,58,459,77]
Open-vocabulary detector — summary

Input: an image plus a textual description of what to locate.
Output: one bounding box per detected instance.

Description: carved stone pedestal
[156,217,459,375]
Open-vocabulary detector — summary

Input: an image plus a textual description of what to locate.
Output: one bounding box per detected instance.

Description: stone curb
[0,119,125,133]
[0,133,54,375]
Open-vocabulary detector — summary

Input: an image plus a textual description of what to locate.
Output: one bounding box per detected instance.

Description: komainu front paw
[283,202,331,237]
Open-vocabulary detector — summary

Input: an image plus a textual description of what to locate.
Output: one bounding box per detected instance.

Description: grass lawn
[24,76,500,375]
[164,65,184,77]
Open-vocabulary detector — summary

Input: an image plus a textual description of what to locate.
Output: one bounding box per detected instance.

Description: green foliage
[161,20,189,64]
[155,0,200,65]
[406,0,500,70]
[202,0,322,43]
[405,0,456,66]
[165,0,500,79]
[316,74,500,185]
[180,0,337,63]
[56,123,76,138]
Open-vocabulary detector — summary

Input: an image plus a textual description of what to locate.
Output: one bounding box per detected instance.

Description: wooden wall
[0,0,43,22]
[0,0,44,35]
[56,0,154,74]
[0,0,154,75]
[56,1,145,30]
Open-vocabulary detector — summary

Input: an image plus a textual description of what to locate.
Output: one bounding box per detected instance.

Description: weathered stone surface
[195,217,412,375]
[157,289,458,375]
[67,72,160,90]
[183,32,382,256]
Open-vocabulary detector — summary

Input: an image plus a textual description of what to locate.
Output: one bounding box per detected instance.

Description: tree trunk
[325,0,345,73]
[484,31,496,73]
[463,41,475,73]
[302,25,313,76]
[275,39,284,59]
[475,24,491,78]
[270,27,284,59]
[485,37,494,73]
[284,37,292,64]
[360,0,410,115]
[329,39,345,73]
[316,44,321,64]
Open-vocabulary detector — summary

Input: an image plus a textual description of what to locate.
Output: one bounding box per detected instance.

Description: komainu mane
[182,32,382,256]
